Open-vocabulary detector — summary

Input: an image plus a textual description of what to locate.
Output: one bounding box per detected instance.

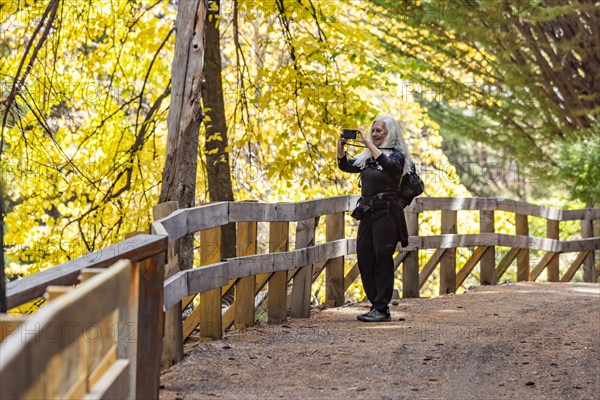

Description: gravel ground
[160,282,600,400]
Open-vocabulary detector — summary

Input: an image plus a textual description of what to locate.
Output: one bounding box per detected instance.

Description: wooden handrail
[5,235,167,310]
[151,196,600,242]
[162,232,600,310]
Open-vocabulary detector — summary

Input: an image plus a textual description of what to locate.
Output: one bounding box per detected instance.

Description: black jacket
[337,150,410,247]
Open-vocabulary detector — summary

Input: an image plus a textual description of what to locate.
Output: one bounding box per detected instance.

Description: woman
[337,115,412,322]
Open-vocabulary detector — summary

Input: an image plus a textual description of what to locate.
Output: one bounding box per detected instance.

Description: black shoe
[359,309,391,322]
[356,308,374,321]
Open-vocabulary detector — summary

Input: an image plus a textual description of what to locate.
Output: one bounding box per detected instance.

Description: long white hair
[353,115,413,175]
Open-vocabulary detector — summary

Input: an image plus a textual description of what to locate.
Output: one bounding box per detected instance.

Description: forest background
[1,0,598,307]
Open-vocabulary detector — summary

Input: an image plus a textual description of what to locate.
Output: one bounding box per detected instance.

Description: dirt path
[160,282,600,399]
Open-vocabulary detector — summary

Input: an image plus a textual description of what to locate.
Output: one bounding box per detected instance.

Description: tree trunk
[202,0,236,259]
[0,178,6,312]
[159,0,207,271]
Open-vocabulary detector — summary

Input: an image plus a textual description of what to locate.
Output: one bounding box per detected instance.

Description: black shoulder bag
[397,164,424,207]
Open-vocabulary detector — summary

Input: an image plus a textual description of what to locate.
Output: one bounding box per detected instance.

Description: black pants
[357,210,398,312]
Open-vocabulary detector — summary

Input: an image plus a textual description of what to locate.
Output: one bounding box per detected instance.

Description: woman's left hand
[356,130,368,145]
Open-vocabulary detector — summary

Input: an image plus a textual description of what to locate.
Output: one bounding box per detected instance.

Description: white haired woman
[337,115,412,322]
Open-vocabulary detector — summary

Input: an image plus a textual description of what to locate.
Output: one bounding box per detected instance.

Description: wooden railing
[151,196,599,366]
[0,235,167,399]
[1,196,598,398]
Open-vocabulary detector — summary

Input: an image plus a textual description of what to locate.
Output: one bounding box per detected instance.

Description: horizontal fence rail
[5,235,167,310]
[162,233,599,310]
[151,196,600,242]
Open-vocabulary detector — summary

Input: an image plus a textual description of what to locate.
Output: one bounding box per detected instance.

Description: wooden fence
[1,196,598,398]
[0,235,167,399]
[152,196,599,365]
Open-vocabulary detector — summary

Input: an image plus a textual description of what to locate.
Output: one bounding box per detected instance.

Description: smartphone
[342,129,359,139]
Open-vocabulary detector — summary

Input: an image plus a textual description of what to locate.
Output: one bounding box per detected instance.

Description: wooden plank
[414,197,499,212]
[132,253,164,400]
[234,221,257,330]
[80,268,106,282]
[0,261,131,400]
[560,237,600,252]
[124,231,148,239]
[343,262,360,292]
[403,211,420,298]
[152,208,188,241]
[496,234,560,252]
[515,213,530,281]
[228,196,356,222]
[495,248,520,282]
[412,197,595,221]
[227,253,275,279]
[456,246,488,289]
[290,218,318,317]
[419,249,446,289]
[581,219,596,282]
[559,251,590,282]
[182,305,202,339]
[547,220,560,281]
[544,220,560,280]
[118,261,139,400]
[186,202,230,233]
[88,344,118,389]
[480,210,496,285]
[530,252,559,281]
[44,335,87,399]
[182,271,233,338]
[86,310,118,386]
[562,208,600,221]
[163,272,188,311]
[83,359,130,400]
[182,294,197,310]
[0,315,26,341]
[45,286,72,301]
[325,213,345,307]
[515,249,530,282]
[6,235,167,309]
[268,221,289,324]
[440,210,457,294]
[221,272,272,332]
[419,233,498,249]
[186,262,229,295]
[199,227,223,340]
[64,369,88,400]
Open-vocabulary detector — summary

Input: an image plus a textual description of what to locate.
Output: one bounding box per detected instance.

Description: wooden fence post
[234,221,257,330]
[290,217,318,318]
[440,210,457,294]
[153,201,183,368]
[325,213,345,307]
[403,211,419,298]
[480,210,496,285]
[268,221,289,324]
[199,226,222,340]
[581,218,595,282]
[131,252,165,400]
[516,213,530,281]
[547,219,560,282]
